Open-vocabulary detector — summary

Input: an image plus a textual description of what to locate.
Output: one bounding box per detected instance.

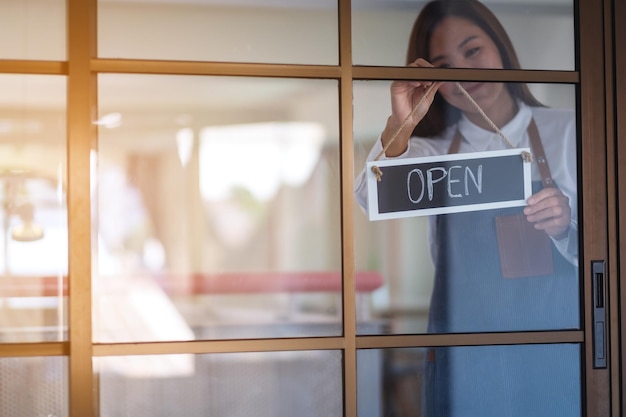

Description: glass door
[0,0,618,416]
[351,0,613,415]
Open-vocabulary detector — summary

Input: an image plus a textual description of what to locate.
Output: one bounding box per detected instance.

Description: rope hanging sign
[366,83,533,221]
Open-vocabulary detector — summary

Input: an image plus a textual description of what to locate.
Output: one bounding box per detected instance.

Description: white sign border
[366,148,533,221]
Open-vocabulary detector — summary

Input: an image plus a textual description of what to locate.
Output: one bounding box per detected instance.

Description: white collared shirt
[354,102,578,266]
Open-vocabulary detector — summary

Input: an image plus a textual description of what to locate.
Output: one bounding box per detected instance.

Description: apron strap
[448,117,555,188]
[448,129,463,155]
[527,118,555,188]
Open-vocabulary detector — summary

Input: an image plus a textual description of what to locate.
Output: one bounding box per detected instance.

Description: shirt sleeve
[550,220,578,267]
[537,109,579,268]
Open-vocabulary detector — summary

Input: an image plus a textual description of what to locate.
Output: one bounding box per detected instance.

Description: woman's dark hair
[407,0,544,137]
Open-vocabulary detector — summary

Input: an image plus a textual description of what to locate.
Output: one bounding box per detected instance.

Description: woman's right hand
[382,58,442,157]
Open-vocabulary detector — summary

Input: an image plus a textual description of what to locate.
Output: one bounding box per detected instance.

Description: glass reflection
[95,74,363,342]
[0,0,66,60]
[0,356,68,416]
[358,344,581,417]
[0,75,67,342]
[354,81,578,335]
[98,0,337,64]
[97,351,343,417]
[351,0,574,71]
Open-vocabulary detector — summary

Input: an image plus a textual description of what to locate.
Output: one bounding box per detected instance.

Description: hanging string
[372,82,438,163]
[371,82,532,181]
[454,82,516,148]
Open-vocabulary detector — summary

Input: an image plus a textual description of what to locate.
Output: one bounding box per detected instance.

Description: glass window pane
[354,81,578,335]
[357,344,581,416]
[0,356,68,415]
[0,74,68,342]
[96,350,343,417]
[94,74,351,342]
[0,0,66,60]
[98,1,338,64]
[352,0,575,71]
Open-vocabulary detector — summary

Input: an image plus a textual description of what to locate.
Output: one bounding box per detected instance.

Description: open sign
[366,149,532,221]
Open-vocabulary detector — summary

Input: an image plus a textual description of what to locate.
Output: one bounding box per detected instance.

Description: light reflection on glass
[357,344,581,417]
[351,0,575,71]
[95,74,355,342]
[353,81,577,335]
[200,122,325,202]
[0,357,67,415]
[0,74,67,342]
[96,351,343,417]
[0,0,66,60]
[98,0,337,64]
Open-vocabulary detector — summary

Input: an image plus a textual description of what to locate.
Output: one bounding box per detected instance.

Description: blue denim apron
[422,181,580,416]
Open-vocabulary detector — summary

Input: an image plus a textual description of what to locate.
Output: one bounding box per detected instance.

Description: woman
[354,1,579,415]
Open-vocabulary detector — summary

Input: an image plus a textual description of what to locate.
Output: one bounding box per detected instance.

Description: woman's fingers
[523,187,571,239]
[382,57,443,156]
[410,57,436,68]
[389,58,442,126]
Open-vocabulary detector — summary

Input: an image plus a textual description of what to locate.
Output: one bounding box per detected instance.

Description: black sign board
[366,149,532,221]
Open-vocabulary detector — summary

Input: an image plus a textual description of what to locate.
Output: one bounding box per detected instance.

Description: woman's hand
[523,187,571,240]
[381,58,442,157]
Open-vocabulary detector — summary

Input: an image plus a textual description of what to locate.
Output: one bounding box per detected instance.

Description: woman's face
[428,16,512,116]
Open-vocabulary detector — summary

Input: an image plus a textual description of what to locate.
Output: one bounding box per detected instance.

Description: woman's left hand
[523,187,571,240]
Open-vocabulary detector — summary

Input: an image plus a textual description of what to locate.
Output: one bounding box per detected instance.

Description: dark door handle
[592,260,607,369]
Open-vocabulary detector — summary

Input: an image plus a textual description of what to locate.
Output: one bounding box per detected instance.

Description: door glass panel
[357,344,581,416]
[96,350,343,417]
[351,0,575,71]
[94,74,351,342]
[97,0,338,64]
[354,81,578,335]
[0,0,66,60]
[0,356,68,416]
[0,74,68,342]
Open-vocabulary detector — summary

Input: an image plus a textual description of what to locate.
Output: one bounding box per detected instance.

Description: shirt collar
[457,101,532,150]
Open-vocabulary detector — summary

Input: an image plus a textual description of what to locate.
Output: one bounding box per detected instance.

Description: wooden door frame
[579,0,619,415]
[613,0,626,415]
